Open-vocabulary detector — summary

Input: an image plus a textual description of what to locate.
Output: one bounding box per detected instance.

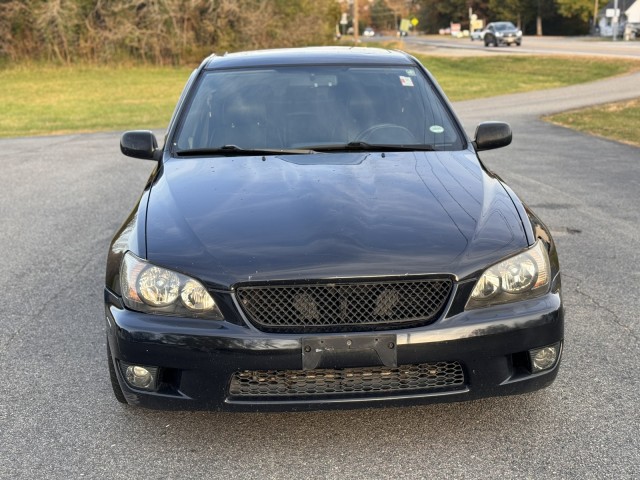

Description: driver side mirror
[474,122,512,151]
[120,130,160,160]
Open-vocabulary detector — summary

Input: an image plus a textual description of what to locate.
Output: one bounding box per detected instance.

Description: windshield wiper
[303,141,436,152]
[175,145,316,156]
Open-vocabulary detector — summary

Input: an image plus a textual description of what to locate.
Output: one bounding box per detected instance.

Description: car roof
[204,47,415,70]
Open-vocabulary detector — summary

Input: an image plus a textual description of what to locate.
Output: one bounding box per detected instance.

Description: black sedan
[106,47,563,411]
[484,22,522,47]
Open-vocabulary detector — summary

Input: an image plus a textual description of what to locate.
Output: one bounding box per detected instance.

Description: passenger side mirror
[474,122,512,151]
[120,130,160,160]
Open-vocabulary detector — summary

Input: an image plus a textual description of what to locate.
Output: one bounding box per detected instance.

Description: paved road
[1,73,639,477]
[396,34,640,59]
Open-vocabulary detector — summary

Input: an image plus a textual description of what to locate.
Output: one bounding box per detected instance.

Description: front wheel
[516,41,522,46]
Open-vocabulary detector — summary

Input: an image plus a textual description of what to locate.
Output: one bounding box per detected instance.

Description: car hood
[145,151,528,288]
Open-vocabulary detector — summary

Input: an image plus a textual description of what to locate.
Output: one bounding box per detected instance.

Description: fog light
[529,343,559,372]
[120,363,159,390]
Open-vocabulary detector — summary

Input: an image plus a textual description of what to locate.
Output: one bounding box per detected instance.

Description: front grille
[235,278,452,333]
[229,362,465,398]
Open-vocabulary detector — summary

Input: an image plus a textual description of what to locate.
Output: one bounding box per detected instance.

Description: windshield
[494,22,517,31]
[174,65,465,153]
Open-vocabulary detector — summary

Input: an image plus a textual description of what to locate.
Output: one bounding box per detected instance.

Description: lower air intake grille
[229,362,465,398]
[235,278,452,333]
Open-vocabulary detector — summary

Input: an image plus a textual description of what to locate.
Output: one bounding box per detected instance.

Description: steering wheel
[354,124,417,144]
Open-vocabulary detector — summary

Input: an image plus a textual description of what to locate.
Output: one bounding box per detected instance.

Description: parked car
[470,28,484,41]
[484,21,522,46]
[363,27,375,37]
[624,23,639,40]
[107,47,563,411]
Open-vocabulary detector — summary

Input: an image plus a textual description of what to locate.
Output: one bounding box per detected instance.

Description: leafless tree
[0,0,339,64]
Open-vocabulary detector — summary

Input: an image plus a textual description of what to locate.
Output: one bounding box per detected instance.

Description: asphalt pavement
[397,34,640,59]
[1,66,639,478]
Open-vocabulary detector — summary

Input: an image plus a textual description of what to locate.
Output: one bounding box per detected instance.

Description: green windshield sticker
[430,125,445,134]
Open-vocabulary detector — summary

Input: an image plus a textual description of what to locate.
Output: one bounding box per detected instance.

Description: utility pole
[536,0,543,36]
[612,0,618,41]
[353,0,359,43]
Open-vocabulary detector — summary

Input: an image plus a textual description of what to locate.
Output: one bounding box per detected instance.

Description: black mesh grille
[229,362,465,398]
[235,279,452,333]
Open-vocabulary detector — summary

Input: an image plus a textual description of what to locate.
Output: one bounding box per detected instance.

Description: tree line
[0,0,606,65]
[0,0,340,64]
[370,0,597,36]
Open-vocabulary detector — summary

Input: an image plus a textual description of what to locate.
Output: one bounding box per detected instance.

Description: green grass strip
[0,65,192,138]
[545,98,640,147]
[413,55,639,101]
[0,56,638,138]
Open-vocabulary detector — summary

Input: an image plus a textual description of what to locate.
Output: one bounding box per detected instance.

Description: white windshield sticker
[430,125,445,133]
[399,76,414,87]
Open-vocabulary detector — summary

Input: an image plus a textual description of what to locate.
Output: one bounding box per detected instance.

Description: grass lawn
[414,55,639,102]
[545,98,640,147]
[0,56,638,138]
[0,64,192,138]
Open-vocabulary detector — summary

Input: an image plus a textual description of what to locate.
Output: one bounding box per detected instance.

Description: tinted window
[495,22,516,31]
[174,65,464,152]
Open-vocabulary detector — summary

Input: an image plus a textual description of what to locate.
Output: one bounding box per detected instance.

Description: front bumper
[105,288,563,411]
[498,35,521,45]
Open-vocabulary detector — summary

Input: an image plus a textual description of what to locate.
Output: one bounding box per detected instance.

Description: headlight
[466,240,551,309]
[120,252,223,319]
[517,30,522,37]
[496,32,503,37]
